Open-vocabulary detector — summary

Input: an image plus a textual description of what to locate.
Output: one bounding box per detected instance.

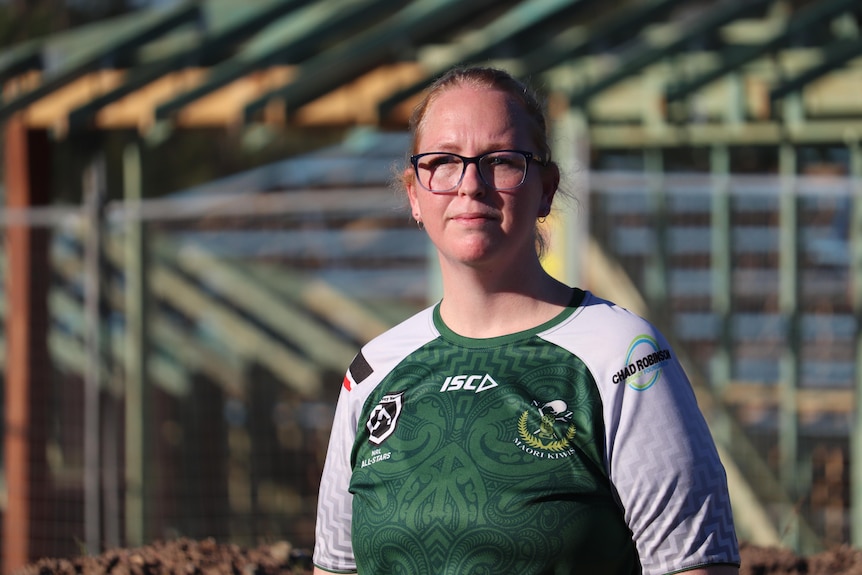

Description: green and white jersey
[314,290,739,575]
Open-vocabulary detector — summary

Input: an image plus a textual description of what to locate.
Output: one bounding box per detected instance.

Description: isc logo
[439,374,499,393]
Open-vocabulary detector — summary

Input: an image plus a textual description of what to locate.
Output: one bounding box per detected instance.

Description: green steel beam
[0,8,186,90]
[666,0,860,104]
[50,235,245,395]
[242,0,503,123]
[548,106,588,288]
[66,0,316,131]
[519,0,690,77]
[376,0,593,120]
[0,2,202,123]
[642,148,669,320]
[850,140,862,549]
[0,43,42,90]
[47,289,192,396]
[153,237,358,374]
[154,0,404,122]
[567,0,771,108]
[142,240,323,395]
[378,0,694,119]
[777,142,801,551]
[122,141,147,548]
[710,145,732,408]
[770,37,862,104]
[238,262,396,345]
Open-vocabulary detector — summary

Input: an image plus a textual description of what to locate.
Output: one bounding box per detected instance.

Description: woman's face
[406,86,558,271]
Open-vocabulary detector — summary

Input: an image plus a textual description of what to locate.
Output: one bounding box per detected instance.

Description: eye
[484,152,523,168]
[422,154,459,168]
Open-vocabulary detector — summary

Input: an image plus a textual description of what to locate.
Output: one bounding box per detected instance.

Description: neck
[436,256,574,338]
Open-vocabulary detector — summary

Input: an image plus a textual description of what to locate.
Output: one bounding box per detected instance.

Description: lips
[450,211,499,223]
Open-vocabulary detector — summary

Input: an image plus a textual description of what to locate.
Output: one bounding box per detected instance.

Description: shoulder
[343,304,440,392]
[540,291,678,390]
[542,290,662,348]
[578,291,655,331]
[361,304,439,359]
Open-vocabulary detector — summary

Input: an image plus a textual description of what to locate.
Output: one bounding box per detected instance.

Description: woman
[312,67,740,575]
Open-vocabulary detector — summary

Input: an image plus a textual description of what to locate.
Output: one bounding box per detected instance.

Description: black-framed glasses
[410,150,547,193]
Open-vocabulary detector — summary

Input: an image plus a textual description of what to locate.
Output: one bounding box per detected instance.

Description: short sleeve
[313,380,358,573]
[602,332,740,574]
[543,294,740,574]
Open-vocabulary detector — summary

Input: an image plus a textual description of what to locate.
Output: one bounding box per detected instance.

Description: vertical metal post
[710,145,732,441]
[549,107,590,287]
[124,141,149,547]
[778,142,800,550]
[103,375,121,549]
[724,72,745,126]
[83,154,107,556]
[426,241,442,304]
[103,386,120,549]
[644,148,669,321]
[849,140,862,548]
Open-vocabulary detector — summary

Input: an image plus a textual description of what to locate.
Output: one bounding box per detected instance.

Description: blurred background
[0,0,861,571]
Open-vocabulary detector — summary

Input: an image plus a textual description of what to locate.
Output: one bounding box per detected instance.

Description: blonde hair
[408,66,554,162]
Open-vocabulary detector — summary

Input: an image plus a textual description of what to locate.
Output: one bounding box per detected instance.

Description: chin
[449,246,504,267]
[438,233,524,267]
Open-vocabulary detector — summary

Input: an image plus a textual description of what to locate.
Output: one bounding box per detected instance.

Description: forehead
[417,87,534,148]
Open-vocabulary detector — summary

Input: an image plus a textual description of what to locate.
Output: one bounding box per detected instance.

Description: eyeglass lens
[415,151,528,192]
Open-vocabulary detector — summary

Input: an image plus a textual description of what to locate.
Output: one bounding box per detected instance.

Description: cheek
[412,193,447,225]
[506,194,543,221]
[426,198,450,221]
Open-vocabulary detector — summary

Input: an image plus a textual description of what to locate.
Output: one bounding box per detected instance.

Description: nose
[458,160,487,197]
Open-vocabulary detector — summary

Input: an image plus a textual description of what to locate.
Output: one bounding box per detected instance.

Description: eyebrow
[421,141,520,153]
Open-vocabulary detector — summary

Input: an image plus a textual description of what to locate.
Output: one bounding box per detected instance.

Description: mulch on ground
[12,538,862,574]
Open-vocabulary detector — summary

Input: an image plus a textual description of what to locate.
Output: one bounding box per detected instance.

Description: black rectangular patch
[349,351,373,385]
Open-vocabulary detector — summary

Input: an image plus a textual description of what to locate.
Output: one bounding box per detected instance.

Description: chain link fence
[0,145,859,562]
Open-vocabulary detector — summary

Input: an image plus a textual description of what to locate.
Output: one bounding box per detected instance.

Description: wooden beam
[586,119,862,148]
[721,381,855,414]
[1,54,859,135]
[14,63,426,133]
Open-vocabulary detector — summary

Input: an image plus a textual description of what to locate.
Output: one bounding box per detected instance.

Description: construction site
[1,0,862,571]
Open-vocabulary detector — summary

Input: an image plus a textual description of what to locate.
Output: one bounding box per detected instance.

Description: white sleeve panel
[543,293,739,574]
[603,347,738,574]
[313,381,359,573]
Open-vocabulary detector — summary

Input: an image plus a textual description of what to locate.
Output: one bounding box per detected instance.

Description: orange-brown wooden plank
[2,117,53,573]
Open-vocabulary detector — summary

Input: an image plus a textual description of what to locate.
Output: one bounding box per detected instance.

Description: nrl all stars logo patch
[514,399,577,459]
[366,391,404,446]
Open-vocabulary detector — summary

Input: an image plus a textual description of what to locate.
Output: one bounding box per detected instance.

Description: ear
[539,163,560,217]
[405,167,422,219]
